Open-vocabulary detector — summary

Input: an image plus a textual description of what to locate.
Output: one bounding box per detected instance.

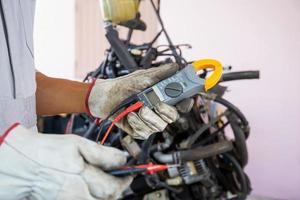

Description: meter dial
[164,82,183,98]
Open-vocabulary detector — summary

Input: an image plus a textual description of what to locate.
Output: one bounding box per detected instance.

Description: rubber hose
[154,140,233,164]
[223,153,249,200]
[214,97,250,139]
[220,71,260,82]
[228,113,248,167]
[178,140,233,162]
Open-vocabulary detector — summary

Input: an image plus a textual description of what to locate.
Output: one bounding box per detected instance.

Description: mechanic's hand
[0,124,132,200]
[175,98,194,114]
[87,63,180,139]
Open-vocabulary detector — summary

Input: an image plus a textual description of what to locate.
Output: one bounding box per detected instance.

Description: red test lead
[108,163,179,177]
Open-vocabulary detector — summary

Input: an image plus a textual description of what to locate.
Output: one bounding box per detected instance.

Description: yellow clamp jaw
[192,59,223,91]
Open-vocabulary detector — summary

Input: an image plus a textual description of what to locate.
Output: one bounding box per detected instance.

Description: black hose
[196,122,230,146]
[178,141,233,163]
[214,97,250,139]
[220,71,260,82]
[149,0,183,67]
[223,153,250,200]
[105,25,138,72]
[182,110,229,148]
[83,120,98,138]
[138,134,156,164]
[228,113,248,167]
[153,140,233,163]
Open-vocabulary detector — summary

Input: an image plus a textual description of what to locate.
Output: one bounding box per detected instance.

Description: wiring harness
[57,1,260,199]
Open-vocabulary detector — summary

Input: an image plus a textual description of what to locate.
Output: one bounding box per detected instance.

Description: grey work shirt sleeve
[0,0,37,134]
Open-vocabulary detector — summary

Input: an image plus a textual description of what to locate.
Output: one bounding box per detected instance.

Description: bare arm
[36,72,90,116]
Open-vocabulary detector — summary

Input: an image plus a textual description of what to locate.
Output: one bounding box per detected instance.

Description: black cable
[83,120,98,138]
[157,46,188,65]
[94,94,139,143]
[95,119,109,142]
[84,57,108,81]
[195,121,230,146]
[126,28,134,44]
[149,0,183,67]
[214,97,250,139]
[183,110,230,148]
[149,29,163,46]
[228,112,248,167]
[223,153,249,200]
[191,108,248,167]
[157,0,161,13]
[220,71,260,82]
[0,0,16,99]
[138,133,155,164]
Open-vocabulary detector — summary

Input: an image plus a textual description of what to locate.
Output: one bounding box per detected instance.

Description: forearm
[36,72,90,116]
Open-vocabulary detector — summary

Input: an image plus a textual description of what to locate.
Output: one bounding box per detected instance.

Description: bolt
[156,192,161,198]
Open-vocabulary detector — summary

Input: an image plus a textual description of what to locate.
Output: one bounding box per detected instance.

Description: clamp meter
[137,59,223,109]
[99,59,223,145]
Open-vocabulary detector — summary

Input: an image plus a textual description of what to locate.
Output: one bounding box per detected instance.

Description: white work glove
[86,63,180,139]
[0,124,132,200]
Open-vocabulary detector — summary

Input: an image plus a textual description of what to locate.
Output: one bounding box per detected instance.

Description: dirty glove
[0,124,132,200]
[86,64,180,139]
[176,98,195,114]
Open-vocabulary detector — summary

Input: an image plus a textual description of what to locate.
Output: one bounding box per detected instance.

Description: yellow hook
[192,59,223,91]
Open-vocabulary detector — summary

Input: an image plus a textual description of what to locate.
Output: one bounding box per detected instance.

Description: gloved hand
[0,124,132,200]
[176,98,195,114]
[86,63,180,139]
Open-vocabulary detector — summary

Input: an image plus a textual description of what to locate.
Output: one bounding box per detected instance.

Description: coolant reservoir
[100,0,140,24]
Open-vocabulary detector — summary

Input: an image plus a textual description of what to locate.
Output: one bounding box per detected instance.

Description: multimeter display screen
[146,89,160,105]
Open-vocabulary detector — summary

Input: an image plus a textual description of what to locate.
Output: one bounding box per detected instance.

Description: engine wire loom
[60,0,260,199]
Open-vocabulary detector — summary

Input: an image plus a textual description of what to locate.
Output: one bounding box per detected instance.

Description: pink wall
[160,0,300,199]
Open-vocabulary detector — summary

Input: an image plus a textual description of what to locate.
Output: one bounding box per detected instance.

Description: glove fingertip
[99,146,127,169]
[109,176,134,200]
[122,175,134,186]
[154,102,179,123]
[176,98,194,114]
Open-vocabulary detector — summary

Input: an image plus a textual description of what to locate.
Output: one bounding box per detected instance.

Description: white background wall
[34,0,75,79]
[159,0,300,199]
